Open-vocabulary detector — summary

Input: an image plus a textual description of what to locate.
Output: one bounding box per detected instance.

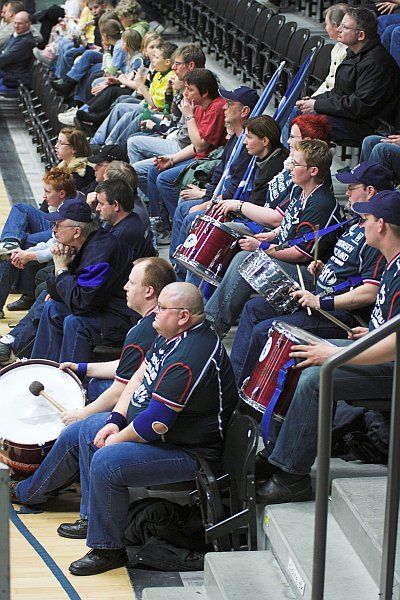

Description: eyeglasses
[156,304,186,312]
[338,24,361,32]
[55,139,71,146]
[173,60,187,66]
[347,184,365,192]
[290,159,309,168]
[52,223,76,231]
[288,134,302,140]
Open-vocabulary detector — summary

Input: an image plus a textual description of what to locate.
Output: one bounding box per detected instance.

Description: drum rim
[272,319,325,345]
[200,214,243,238]
[172,252,222,286]
[239,247,299,284]
[0,358,85,392]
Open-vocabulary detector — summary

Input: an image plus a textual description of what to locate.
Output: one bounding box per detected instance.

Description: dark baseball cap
[335,161,393,190]
[219,86,259,110]
[44,198,93,223]
[88,144,128,164]
[353,189,400,226]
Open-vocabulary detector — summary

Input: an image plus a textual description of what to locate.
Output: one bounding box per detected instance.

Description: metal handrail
[311,313,400,600]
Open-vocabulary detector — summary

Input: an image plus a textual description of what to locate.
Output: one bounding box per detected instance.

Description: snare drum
[173,214,242,286]
[238,248,299,314]
[240,321,324,421]
[0,359,85,478]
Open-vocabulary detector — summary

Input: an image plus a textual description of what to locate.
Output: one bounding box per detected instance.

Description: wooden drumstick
[29,380,66,413]
[313,225,320,285]
[296,264,312,317]
[314,307,354,334]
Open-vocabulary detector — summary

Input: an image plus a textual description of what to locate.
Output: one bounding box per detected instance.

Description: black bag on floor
[124,498,212,571]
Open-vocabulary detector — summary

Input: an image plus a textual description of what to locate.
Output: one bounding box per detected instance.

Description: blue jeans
[231,295,355,385]
[87,378,113,402]
[68,49,103,83]
[170,201,205,281]
[147,160,193,225]
[2,203,51,246]
[360,135,400,180]
[11,290,46,357]
[55,42,85,79]
[31,300,103,363]
[205,254,313,337]
[91,99,142,145]
[15,413,107,519]
[266,341,394,475]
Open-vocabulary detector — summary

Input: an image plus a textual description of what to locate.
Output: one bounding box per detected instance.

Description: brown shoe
[9,479,19,503]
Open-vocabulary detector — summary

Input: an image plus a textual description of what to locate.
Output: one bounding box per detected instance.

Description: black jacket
[314,35,400,138]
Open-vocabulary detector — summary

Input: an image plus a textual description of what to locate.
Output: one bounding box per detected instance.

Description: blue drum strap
[260,358,296,445]
[9,504,81,600]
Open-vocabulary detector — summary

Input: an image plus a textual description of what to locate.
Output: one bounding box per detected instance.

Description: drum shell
[174,214,242,286]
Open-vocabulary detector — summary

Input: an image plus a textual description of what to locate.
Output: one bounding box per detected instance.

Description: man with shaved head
[0,9,35,87]
[12,282,238,576]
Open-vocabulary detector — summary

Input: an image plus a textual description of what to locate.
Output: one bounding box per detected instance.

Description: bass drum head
[0,359,84,446]
[272,320,326,345]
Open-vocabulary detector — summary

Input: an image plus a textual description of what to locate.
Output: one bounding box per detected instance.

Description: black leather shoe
[51,77,75,97]
[256,472,313,504]
[57,518,88,539]
[69,548,128,576]
[6,294,35,311]
[255,450,279,481]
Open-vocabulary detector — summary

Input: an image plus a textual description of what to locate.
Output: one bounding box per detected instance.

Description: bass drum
[0,359,85,479]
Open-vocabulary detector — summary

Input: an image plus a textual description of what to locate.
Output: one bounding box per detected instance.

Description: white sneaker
[58,107,78,125]
[0,240,19,260]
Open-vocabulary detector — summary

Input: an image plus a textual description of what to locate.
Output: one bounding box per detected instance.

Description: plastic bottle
[141,101,151,132]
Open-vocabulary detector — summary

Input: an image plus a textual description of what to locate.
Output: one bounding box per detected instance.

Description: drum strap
[268,216,359,252]
[260,358,296,445]
[9,504,81,599]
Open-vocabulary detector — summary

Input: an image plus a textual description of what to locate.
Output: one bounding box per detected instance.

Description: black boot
[51,76,76,97]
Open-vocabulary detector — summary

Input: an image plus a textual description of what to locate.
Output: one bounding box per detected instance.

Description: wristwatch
[185,115,195,121]
[56,269,68,277]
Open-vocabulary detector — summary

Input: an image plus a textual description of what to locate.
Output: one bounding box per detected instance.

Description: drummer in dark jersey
[58,257,177,422]
[232,161,394,384]
[256,189,400,504]
[9,257,176,505]
[206,139,343,337]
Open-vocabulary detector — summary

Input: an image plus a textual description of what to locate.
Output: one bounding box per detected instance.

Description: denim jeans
[130,138,182,198]
[105,109,145,145]
[147,160,193,224]
[87,378,113,402]
[360,135,400,180]
[231,295,354,385]
[31,300,103,363]
[266,340,394,475]
[2,203,51,246]
[91,97,140,144]
[68,49,103,83]
[55,42,84,79]
[205,253,313,337]
[15,413,107,519]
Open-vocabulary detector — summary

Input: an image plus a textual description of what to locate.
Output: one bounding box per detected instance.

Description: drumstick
[314,307,354,334]
[29,381,66,413]
[296,264,312,317]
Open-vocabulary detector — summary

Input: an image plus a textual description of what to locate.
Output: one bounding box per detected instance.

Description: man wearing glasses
[296,7,400,145]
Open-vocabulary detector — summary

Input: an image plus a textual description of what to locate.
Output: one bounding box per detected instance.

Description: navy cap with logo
[88,144,128,164]
[335,161,394,190]
[353,189,400,226]
[44,198,93,223]
[219,86,259,110]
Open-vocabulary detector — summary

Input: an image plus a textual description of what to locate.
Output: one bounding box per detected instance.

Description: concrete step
[331,476,399,597]
[204,550,296,600]
[310,457,387,486]
[142,587,207,600]
[263,501,379,600]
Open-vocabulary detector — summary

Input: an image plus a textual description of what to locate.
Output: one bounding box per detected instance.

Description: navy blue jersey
[115,311,157,384]
[277,184,343,262]
[370,253,400,330]
[266,168,294,211]
[315,224,385,296]
[128,321,238,462]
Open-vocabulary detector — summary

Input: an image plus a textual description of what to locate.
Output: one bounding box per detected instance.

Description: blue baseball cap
[353,189,400,226]
[219,86,259,110]
[44,198,93,223]
[335,161,394,190]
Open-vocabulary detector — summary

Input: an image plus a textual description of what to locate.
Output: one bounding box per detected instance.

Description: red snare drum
[239,321,325,421]
[173,214,242,286]
[0,359,85,479]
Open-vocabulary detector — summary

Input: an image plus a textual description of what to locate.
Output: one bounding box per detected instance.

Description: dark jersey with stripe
[115,311,157,384]
[127,321,238,462]
[369,253,400,330]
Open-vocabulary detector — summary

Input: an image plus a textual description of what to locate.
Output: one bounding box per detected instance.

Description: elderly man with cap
[255,188,400,504]
[28,198,135,363]
[232,161,393,385]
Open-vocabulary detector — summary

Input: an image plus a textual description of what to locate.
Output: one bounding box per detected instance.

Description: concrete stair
[141,461,394,600]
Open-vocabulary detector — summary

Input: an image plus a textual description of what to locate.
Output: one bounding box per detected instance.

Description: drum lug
[241,376,250,388]
[0,438,7,451]
[277,334,283,348]
[251,386,260,399]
